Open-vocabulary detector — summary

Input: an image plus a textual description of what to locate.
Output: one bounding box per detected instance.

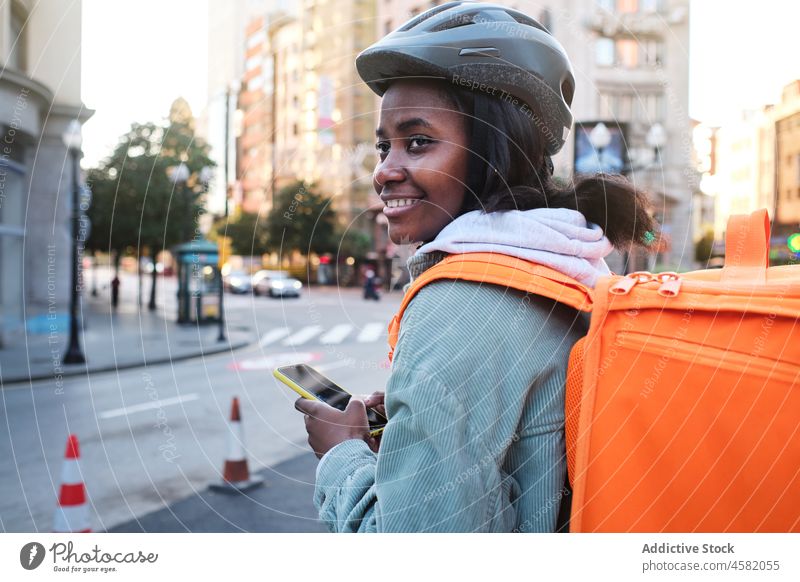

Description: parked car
[251,270,303,298]
[224,270,252,294]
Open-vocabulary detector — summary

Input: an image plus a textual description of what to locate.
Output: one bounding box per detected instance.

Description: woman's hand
[363,391,386,417]
[295,397,372,459]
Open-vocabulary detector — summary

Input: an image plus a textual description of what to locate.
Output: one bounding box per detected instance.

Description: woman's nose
[373,156,406,191]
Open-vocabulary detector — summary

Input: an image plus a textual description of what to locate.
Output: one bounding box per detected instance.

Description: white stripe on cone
[53,504,90,533]
[60,458,82,486]
[226,420,246,462]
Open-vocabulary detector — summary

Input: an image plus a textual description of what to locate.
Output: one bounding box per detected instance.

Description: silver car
[251,270,302,298]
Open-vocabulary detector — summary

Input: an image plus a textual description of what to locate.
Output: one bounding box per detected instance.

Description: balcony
[584,5,687,39]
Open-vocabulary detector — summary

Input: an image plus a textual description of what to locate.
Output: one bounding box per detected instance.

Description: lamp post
[169,162,191,241]
[588,122,612,172]
[587,121,667,274]
[62,120,86,364]
[198,166,225,343]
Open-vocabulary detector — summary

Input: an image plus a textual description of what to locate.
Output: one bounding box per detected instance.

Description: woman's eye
[375,141,389,156]
[408,136,432,150]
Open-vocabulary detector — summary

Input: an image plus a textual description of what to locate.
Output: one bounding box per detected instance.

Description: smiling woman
[295,1,658,533]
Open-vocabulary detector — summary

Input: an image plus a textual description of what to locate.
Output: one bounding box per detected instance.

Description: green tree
[215,211,270,256]
[86,97,215,311]
[265,181,338,260]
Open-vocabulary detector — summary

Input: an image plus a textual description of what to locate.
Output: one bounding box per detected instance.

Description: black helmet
[355,1,575,155]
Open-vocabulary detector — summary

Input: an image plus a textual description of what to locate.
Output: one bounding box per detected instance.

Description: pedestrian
[110,275,120,310]
[363,268,380,301]
[295,3,657,532]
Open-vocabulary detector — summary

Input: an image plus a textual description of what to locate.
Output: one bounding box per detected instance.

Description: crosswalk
[258,322,387,347]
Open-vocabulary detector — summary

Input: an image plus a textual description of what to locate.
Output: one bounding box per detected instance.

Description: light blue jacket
[314,250,589,532]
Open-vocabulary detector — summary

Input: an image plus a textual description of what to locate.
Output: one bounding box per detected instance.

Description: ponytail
[439,83,660,250]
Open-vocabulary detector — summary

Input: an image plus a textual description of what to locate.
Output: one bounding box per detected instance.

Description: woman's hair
[436,82,659,250]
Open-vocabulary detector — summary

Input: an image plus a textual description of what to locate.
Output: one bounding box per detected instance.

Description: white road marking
[282,325,323,346]
[258,328,291,346]
[315,359,356,372]
[99,393,199,420]
[357,323,384,343]
[319,324,354,345]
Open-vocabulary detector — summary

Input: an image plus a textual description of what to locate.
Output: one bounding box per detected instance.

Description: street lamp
[197,166,226,343]
[589,122,612,158]
[646,122,667,163]
[62,120,86,365]
[170,161,191,238]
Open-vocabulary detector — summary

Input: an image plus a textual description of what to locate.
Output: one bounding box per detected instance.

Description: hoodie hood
[414,208,614,287]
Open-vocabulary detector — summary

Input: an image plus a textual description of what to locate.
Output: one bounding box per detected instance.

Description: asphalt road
[0,284,399,532]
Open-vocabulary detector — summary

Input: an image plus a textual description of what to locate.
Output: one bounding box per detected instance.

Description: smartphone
[274,364,387,437]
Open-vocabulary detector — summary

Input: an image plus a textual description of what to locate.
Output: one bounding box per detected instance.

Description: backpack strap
[387,252,594,362]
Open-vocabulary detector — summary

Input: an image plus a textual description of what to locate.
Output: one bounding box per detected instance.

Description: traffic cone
[53,435,91,532]
[210,397,263,494]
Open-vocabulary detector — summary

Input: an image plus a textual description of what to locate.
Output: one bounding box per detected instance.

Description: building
[710,111,764,240]
[707,80,800,259]
[772,81,800,235]
[0,0,91,348]
[235,0,377,224]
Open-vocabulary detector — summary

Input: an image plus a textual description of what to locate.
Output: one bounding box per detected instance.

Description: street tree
[265,181,338,261]
[215,211,270,257]
[86,97,214,311]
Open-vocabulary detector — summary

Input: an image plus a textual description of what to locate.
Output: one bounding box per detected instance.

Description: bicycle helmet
[355,1,575,156]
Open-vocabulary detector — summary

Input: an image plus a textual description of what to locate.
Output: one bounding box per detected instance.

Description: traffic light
[788,233,800,254]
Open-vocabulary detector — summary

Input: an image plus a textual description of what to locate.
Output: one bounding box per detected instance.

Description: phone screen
[277,364,387,432]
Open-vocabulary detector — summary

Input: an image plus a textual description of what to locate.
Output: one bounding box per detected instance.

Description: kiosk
[174,239,221,324]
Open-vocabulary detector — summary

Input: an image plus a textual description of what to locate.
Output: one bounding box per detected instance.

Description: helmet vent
[561,78,575,105]
[397,1,463,32]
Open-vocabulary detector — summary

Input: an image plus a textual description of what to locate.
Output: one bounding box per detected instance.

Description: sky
[81,0,209,167]
[80,0,800,167]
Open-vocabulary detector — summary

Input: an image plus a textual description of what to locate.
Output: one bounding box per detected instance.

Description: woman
[295,1,657,532]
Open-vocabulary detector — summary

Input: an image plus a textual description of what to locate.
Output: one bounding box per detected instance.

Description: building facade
[0,0,91,348]
[707,80,800,258]
[235,0,378,227]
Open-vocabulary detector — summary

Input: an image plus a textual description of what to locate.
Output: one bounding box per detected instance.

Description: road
[0,283,399,532]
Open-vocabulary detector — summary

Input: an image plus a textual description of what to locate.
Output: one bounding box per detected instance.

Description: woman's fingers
[295,397,325,416]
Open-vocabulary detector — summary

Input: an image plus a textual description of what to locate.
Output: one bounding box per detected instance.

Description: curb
[0,338,252,387]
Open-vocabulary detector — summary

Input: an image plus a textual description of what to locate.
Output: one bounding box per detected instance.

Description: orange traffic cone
[53,435,91,532]
[210,397,263,494]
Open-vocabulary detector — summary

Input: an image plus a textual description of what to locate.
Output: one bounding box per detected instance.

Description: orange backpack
[387,209,800,532]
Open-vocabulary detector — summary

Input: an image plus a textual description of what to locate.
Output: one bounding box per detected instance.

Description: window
[618,0,638,13]
[596,0,615,11]
[640,0,661,12]
[797,154,800,183]
[595,38,614,66]
[641,39,663,66]
[247,75,264,91]
[247,29,267,50]
[616,39,638,68]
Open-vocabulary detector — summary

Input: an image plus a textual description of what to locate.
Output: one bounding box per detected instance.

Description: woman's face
[373,80,469,245]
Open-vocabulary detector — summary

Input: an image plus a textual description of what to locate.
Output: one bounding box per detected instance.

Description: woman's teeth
[385,198,422,208]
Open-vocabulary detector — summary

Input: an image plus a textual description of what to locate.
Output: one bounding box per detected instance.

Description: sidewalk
[0,292,255,386]
[109,452,327,533]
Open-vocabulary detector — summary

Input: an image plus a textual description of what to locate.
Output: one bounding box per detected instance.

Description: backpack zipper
[609,271,655,295]
[656,272,682,297]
